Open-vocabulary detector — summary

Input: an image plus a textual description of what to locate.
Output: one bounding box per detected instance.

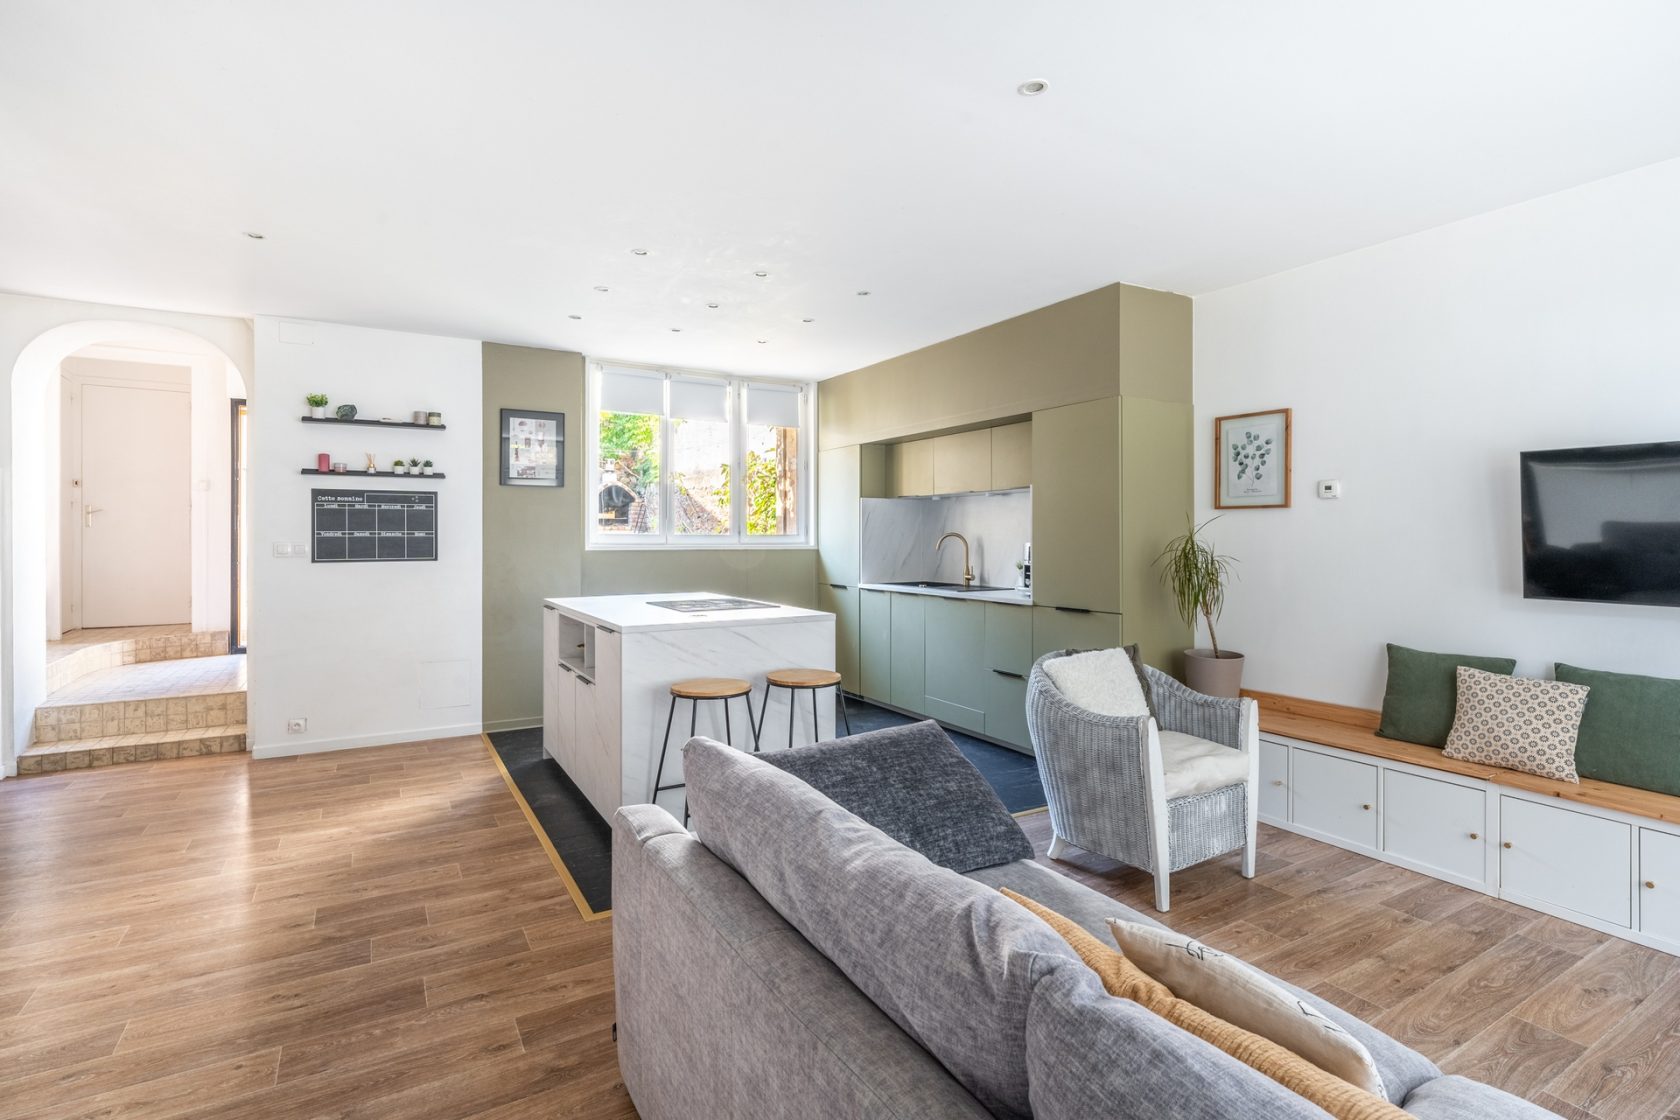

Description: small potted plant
[409,457,422,475]
[1157,516,1243,697]
[306,393,329,419]
[391,458,406,475]
[421,459,434,476]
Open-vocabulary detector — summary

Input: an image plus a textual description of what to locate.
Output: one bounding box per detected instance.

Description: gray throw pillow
[762,720,1033,873]
[684,736,1078,1120]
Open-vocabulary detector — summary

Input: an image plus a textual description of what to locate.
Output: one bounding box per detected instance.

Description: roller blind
[669,376,729,423]
[747,382,802,428]
[598,365,664,415]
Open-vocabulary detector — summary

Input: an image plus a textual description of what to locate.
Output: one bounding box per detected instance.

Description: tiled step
[18,725,247,774]
[46,629,230,693]
[34,655,247,744]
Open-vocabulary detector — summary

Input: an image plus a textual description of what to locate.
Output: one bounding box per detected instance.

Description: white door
[81,383,191,627]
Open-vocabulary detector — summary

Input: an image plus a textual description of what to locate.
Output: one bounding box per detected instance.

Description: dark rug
[489,702,1046,916]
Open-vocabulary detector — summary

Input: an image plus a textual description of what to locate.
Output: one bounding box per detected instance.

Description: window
[588,363,811,547]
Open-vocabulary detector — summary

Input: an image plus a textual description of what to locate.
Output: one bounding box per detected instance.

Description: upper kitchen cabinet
[817,446,861,585]
[1031,398,1122,613]
[989,422,1032,491]
[931,429,992,494]
[889,439,934,497]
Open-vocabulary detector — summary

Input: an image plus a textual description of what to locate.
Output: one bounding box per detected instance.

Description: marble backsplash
[859,491,1031,587]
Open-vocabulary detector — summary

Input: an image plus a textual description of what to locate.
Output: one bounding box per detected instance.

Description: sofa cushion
[1023,959,1334,1120]
[1009,891,1405,1120]
[1159,731,1251,799]
[1442,667,1587,782]
[1108,918,1385,1096]
[968,857,1440,1105]
[1378,644,1519,747]
[761,720,1033,873]
[1556,662,1680,795]
[1400,1075,1562,1119]
[683,736,1077,1120]
[1043,647,1151,718]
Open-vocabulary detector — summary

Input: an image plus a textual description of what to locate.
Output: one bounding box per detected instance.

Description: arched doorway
[8,320,251,775]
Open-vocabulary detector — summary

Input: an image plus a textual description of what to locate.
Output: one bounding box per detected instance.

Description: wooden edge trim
[480,733,612,923]
[1243,689,1380,730]
[1012,806,1049,819]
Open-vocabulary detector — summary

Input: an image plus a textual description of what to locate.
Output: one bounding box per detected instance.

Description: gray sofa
[613,724,1556,1120]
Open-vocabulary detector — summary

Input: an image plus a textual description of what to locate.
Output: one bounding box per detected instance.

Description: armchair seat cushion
[1160,731,1250,799]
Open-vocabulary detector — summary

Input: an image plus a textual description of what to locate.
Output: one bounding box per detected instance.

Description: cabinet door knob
[1361,803,1372,811]
[1469,832,1479,840]
[1271,779,1284,787]
[1646,880,1657,890]
[1503,841,1513,849]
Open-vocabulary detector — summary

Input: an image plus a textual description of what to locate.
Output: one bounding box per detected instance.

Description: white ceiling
[4,2,1679,378]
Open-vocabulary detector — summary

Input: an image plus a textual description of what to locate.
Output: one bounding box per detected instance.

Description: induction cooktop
[649,597,777,613]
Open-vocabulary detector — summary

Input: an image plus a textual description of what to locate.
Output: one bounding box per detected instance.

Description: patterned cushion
[1442,667,1589,782]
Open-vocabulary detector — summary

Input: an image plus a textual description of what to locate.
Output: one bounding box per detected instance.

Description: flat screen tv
[1521,441,1680,606]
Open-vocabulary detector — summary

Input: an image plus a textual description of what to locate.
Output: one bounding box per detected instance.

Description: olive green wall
[579,549,817,607]
[481,343,585,731]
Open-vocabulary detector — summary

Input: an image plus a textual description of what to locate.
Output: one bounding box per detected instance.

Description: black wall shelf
[301,415,446,430]
[301,469,446,479]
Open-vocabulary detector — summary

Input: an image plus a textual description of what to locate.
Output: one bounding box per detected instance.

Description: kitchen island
[541,592,835,821]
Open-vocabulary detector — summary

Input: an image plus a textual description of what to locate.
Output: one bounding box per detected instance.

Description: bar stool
[756,668,851,750]
[652,677,758,823]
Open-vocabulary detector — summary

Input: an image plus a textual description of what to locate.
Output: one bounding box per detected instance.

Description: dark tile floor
[490,700,1047,914]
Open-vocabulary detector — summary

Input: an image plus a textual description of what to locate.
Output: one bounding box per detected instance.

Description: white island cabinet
[542,592,835,821]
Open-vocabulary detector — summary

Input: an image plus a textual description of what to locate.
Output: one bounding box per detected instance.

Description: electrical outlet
[287,718,307,734]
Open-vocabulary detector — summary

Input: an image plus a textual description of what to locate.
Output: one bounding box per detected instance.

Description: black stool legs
[754,683,852,750]
[651,692,758,825]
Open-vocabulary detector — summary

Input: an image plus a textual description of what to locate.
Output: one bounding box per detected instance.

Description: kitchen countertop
[858,582,1033,606]
[544,592,832,633]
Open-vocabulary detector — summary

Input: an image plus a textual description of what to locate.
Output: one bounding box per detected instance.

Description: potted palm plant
[1157,516,1244,697]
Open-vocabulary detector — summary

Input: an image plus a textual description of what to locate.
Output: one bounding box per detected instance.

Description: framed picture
[1214,408,1292,509]
[500,408,565,487]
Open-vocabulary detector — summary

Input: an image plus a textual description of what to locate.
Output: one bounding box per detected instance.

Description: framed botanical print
[1214,408,1291,509]
[500,408,565,487]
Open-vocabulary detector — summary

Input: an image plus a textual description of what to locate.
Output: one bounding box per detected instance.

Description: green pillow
[1377,644,1518,747]
[1556,663,1680,795]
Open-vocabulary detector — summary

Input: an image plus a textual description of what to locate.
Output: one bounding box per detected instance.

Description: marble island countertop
[857,582,1033,606]
[543,592,832,633]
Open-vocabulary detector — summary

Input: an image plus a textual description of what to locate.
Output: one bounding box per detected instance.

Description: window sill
[585,538,815,552]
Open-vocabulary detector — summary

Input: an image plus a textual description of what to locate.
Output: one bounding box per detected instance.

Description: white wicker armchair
[1027,649,1260,912]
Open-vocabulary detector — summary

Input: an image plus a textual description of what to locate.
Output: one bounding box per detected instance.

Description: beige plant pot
[1184,648,1245,698]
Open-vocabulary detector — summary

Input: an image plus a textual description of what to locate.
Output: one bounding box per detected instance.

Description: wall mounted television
[1521,441,1680,607]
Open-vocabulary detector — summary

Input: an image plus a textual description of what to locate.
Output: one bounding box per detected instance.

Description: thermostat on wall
[1317,479,1342,500]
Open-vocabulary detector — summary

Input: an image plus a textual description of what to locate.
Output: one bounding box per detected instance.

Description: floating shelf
[301,469,446,479]
[301,415,446,430]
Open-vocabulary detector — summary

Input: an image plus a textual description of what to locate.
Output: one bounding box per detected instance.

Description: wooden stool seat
[670,677,752,700]
[765,668,843,689]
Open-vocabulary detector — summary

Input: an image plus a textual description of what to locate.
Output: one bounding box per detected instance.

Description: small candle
[316,452,331,472]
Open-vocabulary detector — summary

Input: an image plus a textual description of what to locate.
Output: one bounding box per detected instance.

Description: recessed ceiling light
[593,285,609,292]
[242,231,264,239]
[568,314,582,320]
[856,290,871,296]
[756,339,768,345]
[670,328,682,332]
[705,302,720,309]
[1017,79,1049,96]
[801,318,814,323]
[630,248,649,256]
[754,270,769,278]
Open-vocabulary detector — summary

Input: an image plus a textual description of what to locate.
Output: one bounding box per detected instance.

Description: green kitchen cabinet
[985,672,1032,753]
[859,589,893,702]
[818,582,860,690]
[932,429,992,494]
[989,421,1032,491]
[983,602,1033,676]
[889,439,934,497]
[817,446,861,586]
[1031,398,1121,613]
[888,592,926,711]
[922,596,985,731]
[1031,606,1123,662]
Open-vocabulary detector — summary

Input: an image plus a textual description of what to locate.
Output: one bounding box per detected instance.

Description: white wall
[1194,157,1680,709]
[248,317,481,757]
[0,292,253,777]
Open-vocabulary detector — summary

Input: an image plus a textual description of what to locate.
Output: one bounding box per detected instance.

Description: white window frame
[585,359,814,549]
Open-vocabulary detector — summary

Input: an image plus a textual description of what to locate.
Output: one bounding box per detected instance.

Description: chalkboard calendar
[311,488,437,562]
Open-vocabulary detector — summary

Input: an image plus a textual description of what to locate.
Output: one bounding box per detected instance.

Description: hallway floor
[46,623,193,665]
[47,655,246,704]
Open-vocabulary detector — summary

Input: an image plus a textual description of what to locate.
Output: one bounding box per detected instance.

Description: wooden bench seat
[1246,689,1680,827]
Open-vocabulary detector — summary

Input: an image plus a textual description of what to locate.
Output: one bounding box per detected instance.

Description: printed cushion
[1159,731,1250,799]
[1043,648,1151,719]
[763,720,1033,873]
[1555,663,1680,796]
[1107,917,1385,1097]
[1377,644,1519,747]
[1008,891,1405,1120]
[1442,667,1589,782]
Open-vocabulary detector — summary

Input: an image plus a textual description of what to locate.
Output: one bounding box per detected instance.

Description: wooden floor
[1020,813,1680,1119]
[0,736,635,1120]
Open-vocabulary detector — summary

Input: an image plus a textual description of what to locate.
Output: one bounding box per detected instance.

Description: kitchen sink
[880,581,1012,592]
